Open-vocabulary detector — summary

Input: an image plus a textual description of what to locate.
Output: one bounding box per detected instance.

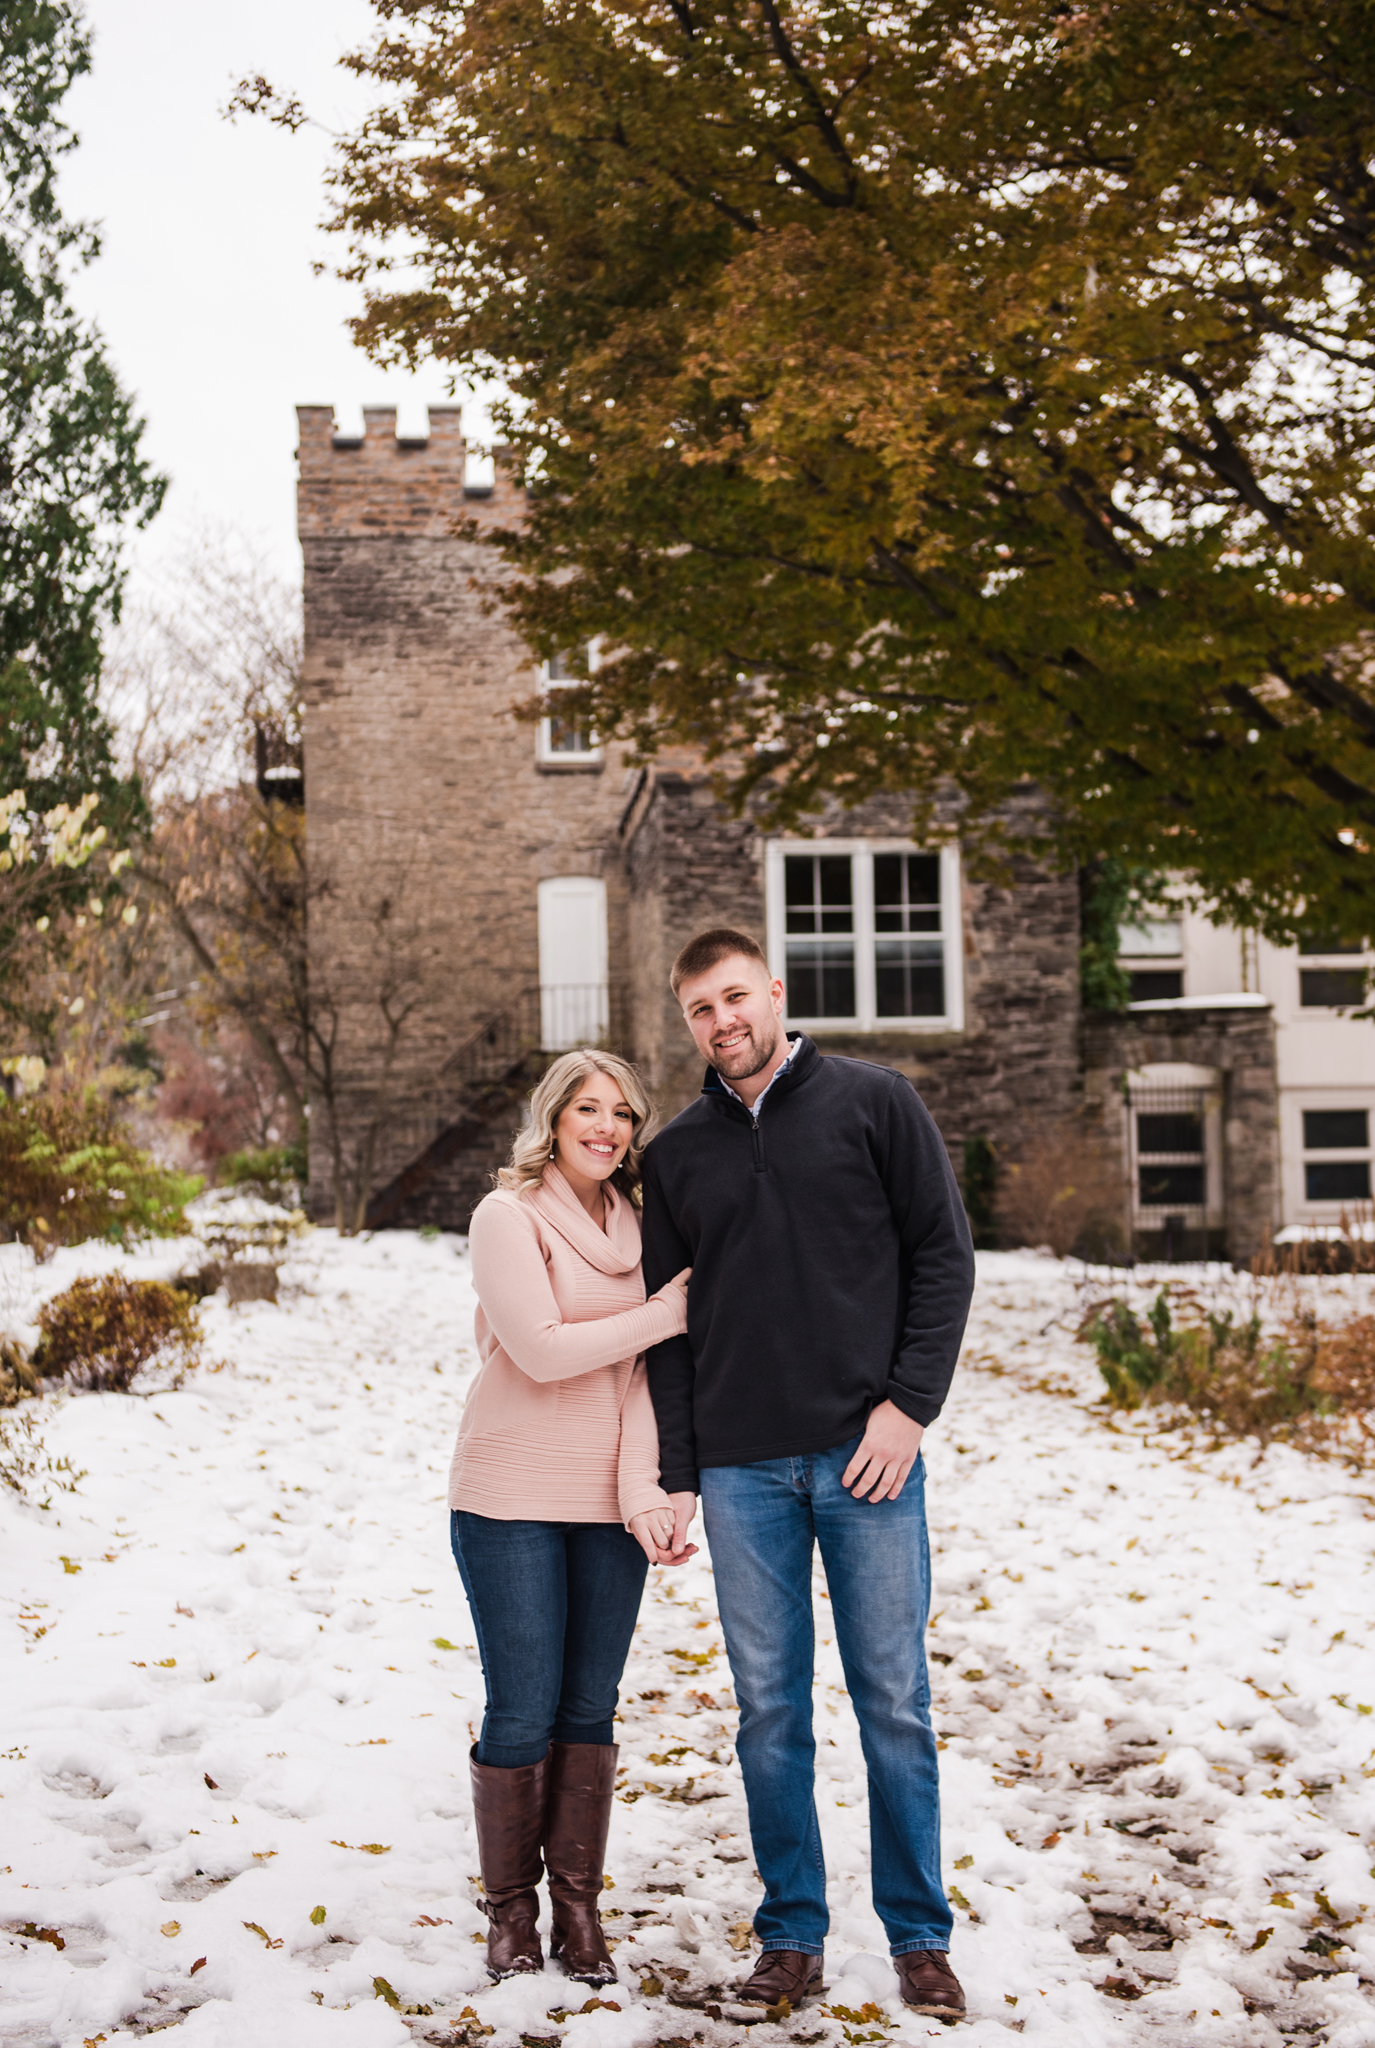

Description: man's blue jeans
[701,1437,951,1957]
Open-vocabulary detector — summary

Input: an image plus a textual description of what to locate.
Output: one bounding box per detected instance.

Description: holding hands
[628,1490,699,1567]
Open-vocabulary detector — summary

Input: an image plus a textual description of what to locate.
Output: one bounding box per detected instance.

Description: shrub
[0,1407,85,1506]
[1080,1287,1375,1455]
[995,1121,1126,1259]
[0,1337,40,1408]
[0,1090,202,1259]
[960,1135,998,1250]
[219,1142,306,1206]
[32,1274,202,1393]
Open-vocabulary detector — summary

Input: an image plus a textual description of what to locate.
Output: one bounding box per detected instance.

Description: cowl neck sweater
[448,1167,686,1526]
[526,1165,642,1276]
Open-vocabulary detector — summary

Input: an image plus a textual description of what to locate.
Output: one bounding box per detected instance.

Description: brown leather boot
[544,1742,618,1985]
[734,1949,825,2009]
[895,1950,966,2018]
[470,1747,549,1979]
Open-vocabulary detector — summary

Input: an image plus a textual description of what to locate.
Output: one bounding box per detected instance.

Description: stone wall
[624,777,1083,1175]
[298,404,635,1218]
[623,770,767,1118]
[1081,1001,1279,1263]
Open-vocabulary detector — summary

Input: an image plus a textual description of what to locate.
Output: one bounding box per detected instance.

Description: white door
[537,876,609,1049]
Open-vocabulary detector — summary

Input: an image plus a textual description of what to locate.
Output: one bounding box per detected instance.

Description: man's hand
[842,1400,924,1502]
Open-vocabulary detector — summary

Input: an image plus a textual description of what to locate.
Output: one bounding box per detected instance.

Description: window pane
[1118,919,1183,957]
[784,854,853,935]
[875,939,945,1018]
[1300,968,1366,1008]
[547,712,592,754]
[1138,1163,1206,1206]
[1304,1109,1369,1150]
[1305,1160,1372,1201]
[785,941,855,1018]
[1298,930,1363,956]
[874,853,941,933]
[1137,1112,1204,1156]
[1129,971,1184,1002]
[546,650,573,681]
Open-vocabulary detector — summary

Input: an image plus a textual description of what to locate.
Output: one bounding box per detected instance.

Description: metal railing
[363,984,629,1224]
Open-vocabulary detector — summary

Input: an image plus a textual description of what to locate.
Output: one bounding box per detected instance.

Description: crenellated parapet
[295,404,523,540]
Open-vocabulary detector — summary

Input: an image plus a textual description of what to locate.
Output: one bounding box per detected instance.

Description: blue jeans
[701,1438,950,1956]
[450,1511,648,1768]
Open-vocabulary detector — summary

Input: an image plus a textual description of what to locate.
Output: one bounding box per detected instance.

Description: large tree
[0,1,164,817]
[326,0,1375,943]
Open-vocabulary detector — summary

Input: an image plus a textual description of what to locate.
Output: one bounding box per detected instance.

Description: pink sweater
[448,1166,686,1525]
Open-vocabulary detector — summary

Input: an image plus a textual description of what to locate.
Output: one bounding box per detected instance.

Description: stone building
[297,403,1306,1263]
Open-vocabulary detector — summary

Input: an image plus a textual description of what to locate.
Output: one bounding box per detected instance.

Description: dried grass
[1079,1284,1375,1459]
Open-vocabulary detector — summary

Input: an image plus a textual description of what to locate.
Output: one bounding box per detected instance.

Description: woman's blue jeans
[700,1439,951,1957]
[450,1510,648,1768]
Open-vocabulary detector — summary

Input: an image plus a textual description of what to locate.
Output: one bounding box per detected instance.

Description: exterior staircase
[363,985,624,1232]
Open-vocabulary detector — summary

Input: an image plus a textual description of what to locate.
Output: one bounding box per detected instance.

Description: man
[640,928,976,2022]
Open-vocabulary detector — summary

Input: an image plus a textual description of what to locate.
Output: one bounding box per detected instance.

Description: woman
[449,1048,691,1987]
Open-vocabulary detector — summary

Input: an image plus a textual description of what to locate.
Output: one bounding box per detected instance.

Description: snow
[2,1235,1373,2048]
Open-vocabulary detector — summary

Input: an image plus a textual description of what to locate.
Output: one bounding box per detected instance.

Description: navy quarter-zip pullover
[640,1034,976,1493]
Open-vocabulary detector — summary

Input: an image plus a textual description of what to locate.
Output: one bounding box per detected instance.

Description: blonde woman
[449,1048,692,1987]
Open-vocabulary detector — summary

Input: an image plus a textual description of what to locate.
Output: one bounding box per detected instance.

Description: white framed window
[1117,915,1185,1003]
[765,840,964,1032]
[1295,932,1369,1011]
[536,648,602,767]
[1300,1104,1372,1205]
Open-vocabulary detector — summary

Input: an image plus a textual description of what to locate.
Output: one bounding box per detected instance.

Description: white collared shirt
[721,1045,795,1123]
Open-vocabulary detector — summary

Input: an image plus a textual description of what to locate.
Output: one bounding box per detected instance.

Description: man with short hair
[641,928,975,2021]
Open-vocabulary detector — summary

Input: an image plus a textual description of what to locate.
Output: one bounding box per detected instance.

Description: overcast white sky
[60,0,489,590]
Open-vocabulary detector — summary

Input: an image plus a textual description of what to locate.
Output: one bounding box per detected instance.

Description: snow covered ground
[2,1233,1373,2048]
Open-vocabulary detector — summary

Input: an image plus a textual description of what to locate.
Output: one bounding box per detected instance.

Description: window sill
[802,1021,964,1040]
[535,756,604,774]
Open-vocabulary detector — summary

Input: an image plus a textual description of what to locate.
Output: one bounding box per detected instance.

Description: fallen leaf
[204,1773,219,1790]
[374,1976,400,2009]
[432,1637,461,1651]
[310,1906,327,1926]
[190,1958,207,1976]
[155,1658,176,1668]
[954,1854,974,1870]
[20,1923,64,1951]
[176,1603,194,1617]
[1041,1832,1061,1849]
[160,1920,181,1937]
[1247,1928,1272,1953]
[413,1914,450,1926]
[242,1921,283,1949]
[639,1973,664,1997]
[59,1556,81,1574]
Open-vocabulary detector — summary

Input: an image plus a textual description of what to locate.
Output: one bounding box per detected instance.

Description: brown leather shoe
[734,1949,825,2009]
[470,1747,549,1978]
[545,1742,618,1986]
[895,1950,966,2018]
